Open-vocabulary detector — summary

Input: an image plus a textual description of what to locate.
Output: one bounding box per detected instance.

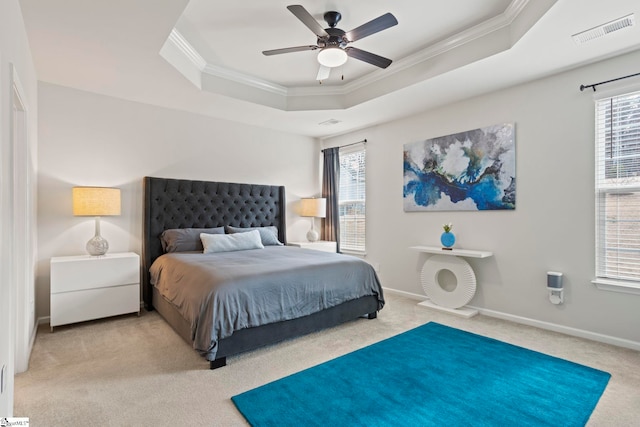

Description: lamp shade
[72,187,121,216]
[300,198,327,218]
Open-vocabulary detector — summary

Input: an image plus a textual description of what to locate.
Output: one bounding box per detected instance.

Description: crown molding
[164,0,543,108]
[504,0,531,23]
[203,64,288,96]
[170,29,288,96]
[286,83,348,97]
[168,29,206,71]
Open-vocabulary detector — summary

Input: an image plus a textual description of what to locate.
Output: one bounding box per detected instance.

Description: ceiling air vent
[318,119,342,126]
[572,14,635,45]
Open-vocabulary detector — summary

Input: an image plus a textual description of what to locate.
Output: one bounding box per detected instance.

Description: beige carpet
[15,293,640,426]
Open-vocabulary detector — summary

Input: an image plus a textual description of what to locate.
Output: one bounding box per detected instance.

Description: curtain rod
[321,139,367,152]
[579,71,640,92]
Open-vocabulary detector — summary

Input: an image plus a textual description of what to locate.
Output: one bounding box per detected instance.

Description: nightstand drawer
[50,284,140,327]
[51,253,139,293]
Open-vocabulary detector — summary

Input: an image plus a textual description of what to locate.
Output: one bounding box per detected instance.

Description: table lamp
[300,197,326,242]
[72,186,121,256]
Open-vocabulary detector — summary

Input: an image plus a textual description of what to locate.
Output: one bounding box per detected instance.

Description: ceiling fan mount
[323,11,342,28]
[262,5,398,81]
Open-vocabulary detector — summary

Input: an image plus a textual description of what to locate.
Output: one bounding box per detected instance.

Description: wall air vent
[572,14,635,45]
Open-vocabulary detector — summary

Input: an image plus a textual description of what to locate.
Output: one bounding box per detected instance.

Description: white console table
[410,246,493,318]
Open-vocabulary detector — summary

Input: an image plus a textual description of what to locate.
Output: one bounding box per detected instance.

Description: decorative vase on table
[441,223,455,248]
[441,231,455,248]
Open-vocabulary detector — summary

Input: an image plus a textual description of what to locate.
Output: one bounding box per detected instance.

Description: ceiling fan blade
[316,65,331,81]
[262,45,318,56]
[346,13,398,42]
[287,5,329,38]
[345,47,392,68]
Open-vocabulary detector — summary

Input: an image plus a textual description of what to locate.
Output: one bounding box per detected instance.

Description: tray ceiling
[20,0,640,137]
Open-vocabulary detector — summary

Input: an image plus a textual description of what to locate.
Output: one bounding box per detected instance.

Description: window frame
[592,87,640,295]
[338,144,366,255]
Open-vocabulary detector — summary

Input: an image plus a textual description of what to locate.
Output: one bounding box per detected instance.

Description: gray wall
[36,82,320,319]
[323,49,640,347]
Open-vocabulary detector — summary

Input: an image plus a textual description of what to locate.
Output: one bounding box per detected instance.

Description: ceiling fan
[262,5,398,81]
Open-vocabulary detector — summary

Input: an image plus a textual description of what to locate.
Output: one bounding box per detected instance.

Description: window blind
[595,90,640,282]
[339,145,366,253]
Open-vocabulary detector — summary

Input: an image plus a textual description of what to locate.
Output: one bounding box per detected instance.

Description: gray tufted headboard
[142,176,287,309]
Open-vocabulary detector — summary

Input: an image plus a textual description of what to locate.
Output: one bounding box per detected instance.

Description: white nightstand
[288,240,337,253]
[50,252,140,330]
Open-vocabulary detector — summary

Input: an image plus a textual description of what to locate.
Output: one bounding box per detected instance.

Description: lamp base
[306,229,320,242]
[86,235,109,256]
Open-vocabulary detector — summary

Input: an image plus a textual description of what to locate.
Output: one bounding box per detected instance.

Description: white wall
[0,0,38,416]
[36,82,320,319]
[323,49,640,347]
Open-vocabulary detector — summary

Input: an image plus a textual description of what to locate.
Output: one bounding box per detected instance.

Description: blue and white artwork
[403,123,515,211]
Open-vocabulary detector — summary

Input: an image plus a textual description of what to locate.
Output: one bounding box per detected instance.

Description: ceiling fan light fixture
[317,47,347,68]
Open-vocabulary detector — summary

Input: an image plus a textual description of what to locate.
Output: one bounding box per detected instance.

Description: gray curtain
[321,147,340,252]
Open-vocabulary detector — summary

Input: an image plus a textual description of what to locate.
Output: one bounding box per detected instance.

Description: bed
[142,176,384,369]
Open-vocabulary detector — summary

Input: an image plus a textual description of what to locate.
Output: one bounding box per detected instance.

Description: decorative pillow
[200,230,264,253]
[225,225,283,246]
[161,227,225,253]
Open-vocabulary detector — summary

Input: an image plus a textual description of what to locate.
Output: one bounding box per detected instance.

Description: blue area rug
[232,322,610,427]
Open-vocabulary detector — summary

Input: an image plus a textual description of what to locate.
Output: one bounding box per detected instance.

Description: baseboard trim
[28,323,37,351]
[383,286,640,352]
[382,287,425,301]
[37,316,50,325]
[418,299,478,318]
[15,322,39,374]
[469,305,640,352]
[25,322,37,370]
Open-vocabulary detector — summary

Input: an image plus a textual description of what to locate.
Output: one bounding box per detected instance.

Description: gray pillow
[161,227,225,253]
[224,225,283,246]
[201,230,264,253]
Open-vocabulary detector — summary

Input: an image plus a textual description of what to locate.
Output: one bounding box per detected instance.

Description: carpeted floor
[14,293,640,426]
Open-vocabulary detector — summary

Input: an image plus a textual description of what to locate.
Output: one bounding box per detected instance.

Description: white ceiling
[178,0,511,87]
[19,0,640,139]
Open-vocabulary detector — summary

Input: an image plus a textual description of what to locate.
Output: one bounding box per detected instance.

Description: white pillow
[200,230,264,253]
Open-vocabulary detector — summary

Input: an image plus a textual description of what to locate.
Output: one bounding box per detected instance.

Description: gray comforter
[149,246,384,361]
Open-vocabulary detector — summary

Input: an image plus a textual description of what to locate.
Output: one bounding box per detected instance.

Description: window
[595,90,640,285]
[339,145,366,253]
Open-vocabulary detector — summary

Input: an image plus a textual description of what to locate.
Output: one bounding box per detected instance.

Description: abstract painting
[403,123,515,211]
